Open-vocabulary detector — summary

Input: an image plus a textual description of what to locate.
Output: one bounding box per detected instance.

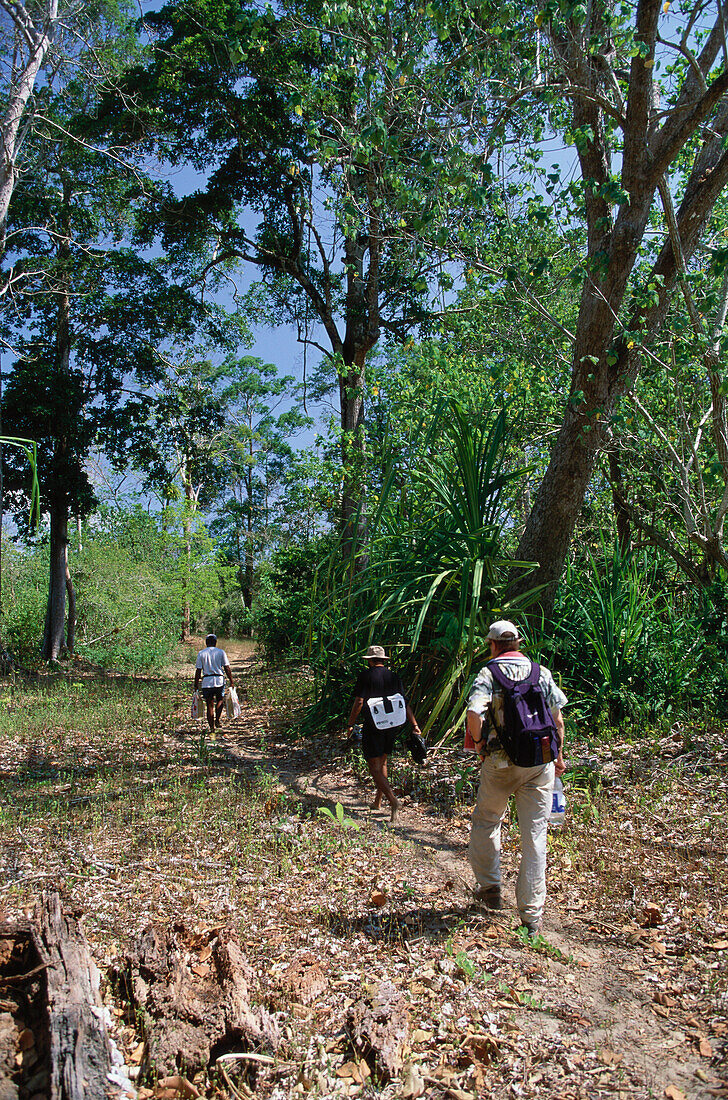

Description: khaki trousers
[469,759,555,926]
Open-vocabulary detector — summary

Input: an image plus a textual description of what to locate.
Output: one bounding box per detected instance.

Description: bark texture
[41,495,69,661]
[120,924,280,1079]
[512,0,728,610]
[34,890,123,1100]
[0,0,59,250]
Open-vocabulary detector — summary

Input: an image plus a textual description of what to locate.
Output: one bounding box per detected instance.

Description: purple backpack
[487,660,559,767]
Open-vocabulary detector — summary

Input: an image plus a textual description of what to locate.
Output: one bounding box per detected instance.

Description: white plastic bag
[224,686,242,720]
[190,690,201,720]
[549,776,566,827]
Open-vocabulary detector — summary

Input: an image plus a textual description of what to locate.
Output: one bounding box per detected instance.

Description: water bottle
[550,776,566,827]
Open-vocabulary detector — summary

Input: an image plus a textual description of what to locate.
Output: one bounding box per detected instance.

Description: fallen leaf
[709,940,728,950]
[336,1061,360,1081]
[641,906,663,927]
[17,1029,34,1051]
[155,1078,200,1099]
[130,1042,145,1065]
[198,945,212,963]
[412,1029,433,1043]
[664,1087,686,1100]
[191,964,209,977]
[369,889,387,907]
[654,992,677,1007]
[401,1064,426,1098]
[599,1048,623,1065]
[700,1039,714,1058]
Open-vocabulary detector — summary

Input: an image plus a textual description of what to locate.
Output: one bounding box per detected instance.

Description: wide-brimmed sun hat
[486,620,522,642]
[365,644,388,660]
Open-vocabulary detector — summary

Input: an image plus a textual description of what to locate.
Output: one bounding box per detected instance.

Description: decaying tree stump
[35,890,130,1100]
[121,924,280,1079]
[347,979,409,1080]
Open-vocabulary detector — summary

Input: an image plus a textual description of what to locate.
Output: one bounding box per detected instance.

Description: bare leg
[206,697,216,733]
[215,699,225,727]
[371,758,388,809]
[367,755,400,821]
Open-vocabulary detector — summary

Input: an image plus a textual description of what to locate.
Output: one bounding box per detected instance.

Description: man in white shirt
[194,634,235,736]
[466,620,567,938]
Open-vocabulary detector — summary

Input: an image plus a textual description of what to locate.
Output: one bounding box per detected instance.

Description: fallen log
[120,924,280,1080]
[34,890,132,1100]
[0,917,49,1100]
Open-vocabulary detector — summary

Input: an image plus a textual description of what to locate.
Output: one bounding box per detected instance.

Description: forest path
[176,640,721,1100]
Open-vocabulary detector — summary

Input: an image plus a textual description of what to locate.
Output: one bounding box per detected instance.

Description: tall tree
[131,358,229,641]
[3,133,202,658]
[211,355,311,612]
[102,0,491,548]
[501,0,728,608]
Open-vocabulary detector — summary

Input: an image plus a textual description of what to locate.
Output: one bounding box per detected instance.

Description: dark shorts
[362,727,397,760]
[201,685,224,701]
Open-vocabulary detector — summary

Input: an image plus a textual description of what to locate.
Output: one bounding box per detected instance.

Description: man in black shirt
[346,644,422,823]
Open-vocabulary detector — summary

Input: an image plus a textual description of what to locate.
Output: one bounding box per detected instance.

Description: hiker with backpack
[466,620,566,938]
[346,644,422,823]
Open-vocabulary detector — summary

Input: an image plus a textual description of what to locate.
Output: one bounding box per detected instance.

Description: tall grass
[547,535,722,724]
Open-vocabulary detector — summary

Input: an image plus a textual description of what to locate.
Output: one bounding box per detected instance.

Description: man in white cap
[466,620,566,937]
[346,644,422,823]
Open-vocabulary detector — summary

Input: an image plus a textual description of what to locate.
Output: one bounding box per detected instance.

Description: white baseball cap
[486,620,522,642]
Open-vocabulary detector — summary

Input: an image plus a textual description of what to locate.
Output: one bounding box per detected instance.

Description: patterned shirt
[467,652,567,760]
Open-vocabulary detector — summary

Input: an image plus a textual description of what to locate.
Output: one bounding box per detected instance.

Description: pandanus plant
[307,402,534,738]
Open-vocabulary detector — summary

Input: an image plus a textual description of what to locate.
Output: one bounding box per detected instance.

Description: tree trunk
[339,358,366,558]
[339,225,377,560]
[65,554,75,653]
[42,493,69,660]
[0,0,59,251]
[512,402,611,603]
[180,469,199,641]
[181,506,191,642]
[42,224,72,661]
[243,434,254,614]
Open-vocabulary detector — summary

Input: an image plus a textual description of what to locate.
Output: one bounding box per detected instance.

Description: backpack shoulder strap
[486,659,516,689]
[488,658,539,691]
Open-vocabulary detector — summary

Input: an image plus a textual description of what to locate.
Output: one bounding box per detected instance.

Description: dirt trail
[180,640,722,1098]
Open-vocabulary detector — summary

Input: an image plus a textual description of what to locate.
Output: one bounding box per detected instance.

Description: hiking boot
[520,919,542,940]
[473,885,502,909]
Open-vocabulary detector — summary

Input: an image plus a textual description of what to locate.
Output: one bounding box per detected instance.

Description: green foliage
[317,801,360,830]
[1,506,229,670]
[303,400,533,736]
[544,536,728,725]
[253,536,336,662]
